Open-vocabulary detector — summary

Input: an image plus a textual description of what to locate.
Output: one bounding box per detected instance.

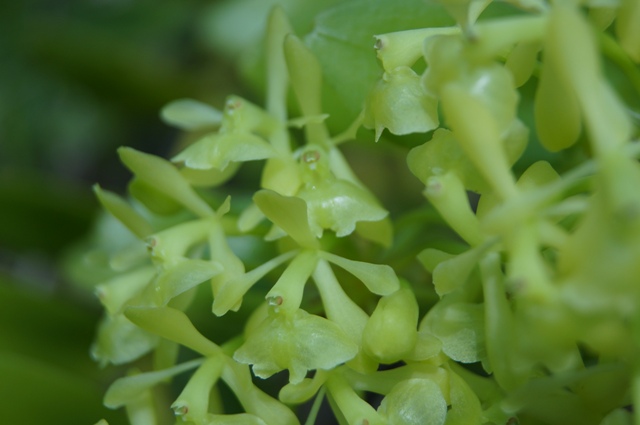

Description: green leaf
[161,98,223,131]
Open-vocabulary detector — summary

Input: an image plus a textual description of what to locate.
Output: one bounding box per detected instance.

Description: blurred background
[0,1,244,423]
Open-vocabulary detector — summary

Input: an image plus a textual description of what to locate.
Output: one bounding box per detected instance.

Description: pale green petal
[279,370,328,404]
[173,132,276,171]
[319,251,399,296]
[363,66,439,142]
[421,302,486,364]
[407,128,488,193]
[94,185,153,239]
[91,314,159,366]
[355,218,393,247]
[253,190,319,249]
[119,147,213,217]
[104,359,202,409]
[298,179,388,238]
[374,27,459,72]
[284,34,330,147]
[212,251,296,316]
[207,413,268,425]
[172,355,225,423]
[161,98,223,131]
[220,360,300,425]
[125,306,221,357]
[180,162,240,187]
[379,378,447,425]
[430,241,495,296]
[444,371,483,425]
[96,266,156,315]
[153,259,223,306]
[233,309,358,384]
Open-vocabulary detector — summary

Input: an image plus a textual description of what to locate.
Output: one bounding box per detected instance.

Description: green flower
[363,66,439,142]
[234,308,358,384]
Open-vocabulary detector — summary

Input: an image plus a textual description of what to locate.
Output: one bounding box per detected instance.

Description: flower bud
[362,280,419,363]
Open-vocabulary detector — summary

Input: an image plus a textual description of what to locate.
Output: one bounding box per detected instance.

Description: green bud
[445,371,483,425]
[505,41,541,88]
[363,281,419,363]
[378,378,448,425]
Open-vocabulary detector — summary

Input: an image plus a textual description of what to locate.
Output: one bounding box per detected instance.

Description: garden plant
[84,0,640,424]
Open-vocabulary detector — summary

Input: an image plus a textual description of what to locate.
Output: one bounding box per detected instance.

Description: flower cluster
[86,1,640,425]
